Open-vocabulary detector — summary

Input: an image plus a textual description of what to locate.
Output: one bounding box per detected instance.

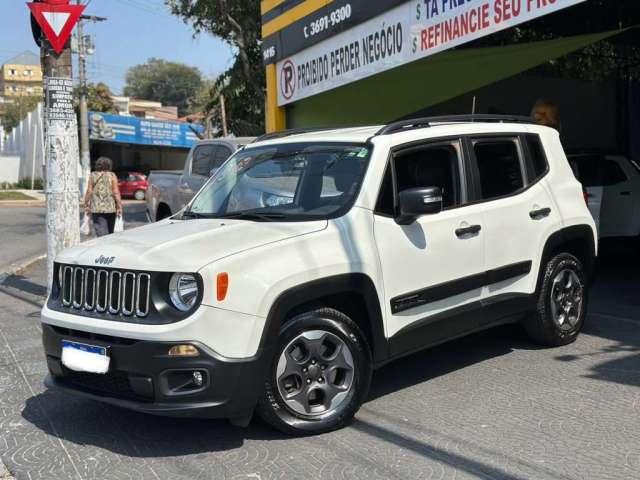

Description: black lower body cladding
[42,324,269,419]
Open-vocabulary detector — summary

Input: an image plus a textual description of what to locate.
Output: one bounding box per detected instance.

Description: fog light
[168,345,199,357]
[193,371,204,387]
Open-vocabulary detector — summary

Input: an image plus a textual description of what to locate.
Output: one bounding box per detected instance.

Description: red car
[116,171,148,200]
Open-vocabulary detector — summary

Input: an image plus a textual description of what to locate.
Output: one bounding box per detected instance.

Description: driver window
[394,143,462,209]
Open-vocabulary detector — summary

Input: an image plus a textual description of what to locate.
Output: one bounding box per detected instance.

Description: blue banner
[89,112,204,148]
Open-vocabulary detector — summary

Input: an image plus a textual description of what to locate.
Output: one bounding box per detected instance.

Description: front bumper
[42,323,269,419]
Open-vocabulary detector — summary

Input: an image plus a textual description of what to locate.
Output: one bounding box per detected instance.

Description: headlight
[261,192,293,207]
[169,273,199,312]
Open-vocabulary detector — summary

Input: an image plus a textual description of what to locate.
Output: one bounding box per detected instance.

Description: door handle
[455,225,482,238]
[530,207,551,220]
[620,191,631,196]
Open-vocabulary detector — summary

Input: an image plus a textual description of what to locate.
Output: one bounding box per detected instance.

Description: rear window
[525,135,548,181]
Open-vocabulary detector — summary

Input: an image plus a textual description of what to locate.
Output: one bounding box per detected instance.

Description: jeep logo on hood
[95,255,115,266]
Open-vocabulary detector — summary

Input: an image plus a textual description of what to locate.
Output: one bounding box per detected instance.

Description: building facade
[0,51,42,100]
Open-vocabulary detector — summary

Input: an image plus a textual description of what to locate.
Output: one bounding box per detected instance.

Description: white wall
[0,155,20,183]
[1,103,45,183]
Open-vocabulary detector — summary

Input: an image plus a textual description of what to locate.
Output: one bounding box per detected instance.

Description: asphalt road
[0,207,46,275]
[0,203,148,276]
[0,240,639,479]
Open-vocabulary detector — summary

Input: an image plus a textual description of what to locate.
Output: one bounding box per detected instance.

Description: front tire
[525,253,588,346]
[257,308,372,435]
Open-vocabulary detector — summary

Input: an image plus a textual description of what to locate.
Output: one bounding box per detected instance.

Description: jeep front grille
[60,266,150,318]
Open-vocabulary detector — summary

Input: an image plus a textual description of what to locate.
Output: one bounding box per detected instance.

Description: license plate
[61,340,110,374]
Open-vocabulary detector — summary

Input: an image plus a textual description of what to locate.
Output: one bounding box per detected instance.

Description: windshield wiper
[216,211,287,222]
[182,210,209,220]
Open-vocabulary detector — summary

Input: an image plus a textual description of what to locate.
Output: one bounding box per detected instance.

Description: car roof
[196,137,256,147]
[249,121,552,149]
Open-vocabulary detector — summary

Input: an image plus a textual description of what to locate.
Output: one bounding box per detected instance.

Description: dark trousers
[92,213,116,237]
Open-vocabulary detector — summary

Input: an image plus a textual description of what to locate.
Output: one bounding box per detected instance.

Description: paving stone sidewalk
[1,241,639,480]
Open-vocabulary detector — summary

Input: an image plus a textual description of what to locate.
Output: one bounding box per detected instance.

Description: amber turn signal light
[217,272,229,301]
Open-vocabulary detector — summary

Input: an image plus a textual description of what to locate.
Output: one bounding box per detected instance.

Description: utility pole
[76,4,106,196]
[76,3,90,197]
[29,0,86,291]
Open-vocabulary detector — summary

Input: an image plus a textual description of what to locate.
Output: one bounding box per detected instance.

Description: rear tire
[524,253,588,346]
[257,308,372,435]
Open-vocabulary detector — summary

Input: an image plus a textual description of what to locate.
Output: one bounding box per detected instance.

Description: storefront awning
[287,29,625,128]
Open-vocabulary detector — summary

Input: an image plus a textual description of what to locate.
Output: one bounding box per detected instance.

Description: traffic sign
[28,0,85,54]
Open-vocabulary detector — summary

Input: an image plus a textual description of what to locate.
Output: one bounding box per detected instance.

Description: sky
[0,0,236,95]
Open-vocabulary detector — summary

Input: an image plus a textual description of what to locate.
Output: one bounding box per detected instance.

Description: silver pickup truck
[146,138,254,221]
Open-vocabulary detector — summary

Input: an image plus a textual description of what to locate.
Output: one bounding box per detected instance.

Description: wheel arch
[259,274,388,365]
[537,224,597,292]
[156,202,172,221]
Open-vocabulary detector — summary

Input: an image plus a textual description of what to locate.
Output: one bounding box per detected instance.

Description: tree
[123,58,204,116]
[0,96,41,133]
[166,0,264,136]
[74,82,117,114]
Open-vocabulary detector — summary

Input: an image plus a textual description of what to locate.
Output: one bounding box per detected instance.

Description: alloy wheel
[550,268,584,330]
[276,330,355,417]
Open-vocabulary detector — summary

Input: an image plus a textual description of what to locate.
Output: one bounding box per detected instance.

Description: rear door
[468,134,559,301]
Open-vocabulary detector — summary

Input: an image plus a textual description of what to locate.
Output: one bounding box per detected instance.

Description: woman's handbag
[80,213,92,236]
[114,215,124,233]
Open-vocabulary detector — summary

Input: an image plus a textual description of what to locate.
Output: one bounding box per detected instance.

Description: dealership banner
[276,0,587,105]
[89,112,203,148]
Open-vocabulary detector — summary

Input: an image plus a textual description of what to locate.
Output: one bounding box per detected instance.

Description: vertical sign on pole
[28,0,85,292]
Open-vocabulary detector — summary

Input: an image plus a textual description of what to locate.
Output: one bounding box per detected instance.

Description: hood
[57,218,327,272]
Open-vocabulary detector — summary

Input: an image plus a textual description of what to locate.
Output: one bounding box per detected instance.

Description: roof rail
[376,114,535,136]
[252,126,345,143]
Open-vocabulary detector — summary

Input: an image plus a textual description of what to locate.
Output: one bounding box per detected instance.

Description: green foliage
[166,0,265,136]
[0,96,41,133]
[124,58,204,117]
[15,177,43,190]
[74,82,118,114]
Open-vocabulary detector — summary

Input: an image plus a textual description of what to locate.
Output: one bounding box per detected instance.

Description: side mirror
[396,187,443,225]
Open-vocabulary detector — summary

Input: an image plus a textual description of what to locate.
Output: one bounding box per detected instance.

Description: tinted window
[191,145,215,177]
[212,146,233,169]
[570,155,601,187]
[525,135,548,180]
[474,139,524,200]
[603,160,627,186]
[394,143,461,209]
[375,166,394,216]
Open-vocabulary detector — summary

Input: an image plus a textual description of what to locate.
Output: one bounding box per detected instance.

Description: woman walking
[83,157,123,237]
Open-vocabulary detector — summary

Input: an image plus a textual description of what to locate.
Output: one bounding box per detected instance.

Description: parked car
[115,171,148,200]
[42,116,596,435]
[146,138,255,221]
[567,152,640,239]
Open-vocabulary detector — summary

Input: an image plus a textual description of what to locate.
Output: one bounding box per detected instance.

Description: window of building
[9,69,16,76]
[473,139,524,201]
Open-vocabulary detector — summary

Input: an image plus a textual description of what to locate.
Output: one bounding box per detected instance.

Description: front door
[373,139,486,356]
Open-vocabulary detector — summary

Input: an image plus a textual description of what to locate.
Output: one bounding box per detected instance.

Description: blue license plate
[62,340,107,356]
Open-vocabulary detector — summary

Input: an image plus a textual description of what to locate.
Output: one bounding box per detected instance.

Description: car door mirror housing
[396,187,443,225]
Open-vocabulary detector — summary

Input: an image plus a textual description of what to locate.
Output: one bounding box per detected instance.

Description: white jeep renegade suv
[42,116,597,435]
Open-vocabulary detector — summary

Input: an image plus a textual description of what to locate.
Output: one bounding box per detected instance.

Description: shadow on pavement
[557,237,640,387]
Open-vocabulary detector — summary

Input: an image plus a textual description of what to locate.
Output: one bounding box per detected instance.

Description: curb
[0,460,15,480]
[0,254,47,286]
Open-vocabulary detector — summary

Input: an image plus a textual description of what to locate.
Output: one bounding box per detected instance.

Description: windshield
[187,142,372,221]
